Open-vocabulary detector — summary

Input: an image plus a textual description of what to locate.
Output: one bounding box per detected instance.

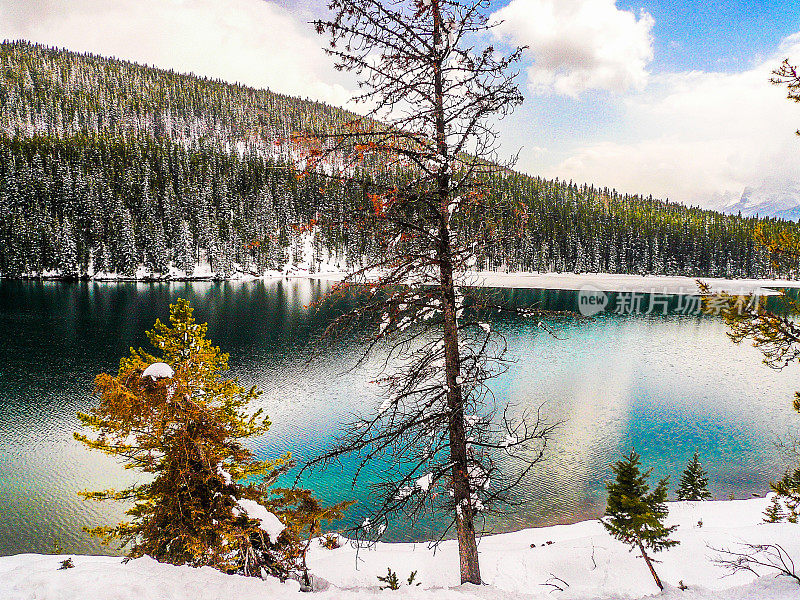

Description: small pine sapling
[772,468,800,523]
[603,451,679,591]
[377,567,400,590]
[764,495,787,523]
[676,452,712,501]
[376,567,421,590]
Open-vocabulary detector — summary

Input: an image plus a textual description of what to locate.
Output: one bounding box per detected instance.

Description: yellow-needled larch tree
[76,298,349,581]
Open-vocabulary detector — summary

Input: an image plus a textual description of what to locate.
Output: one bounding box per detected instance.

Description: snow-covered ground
[282,270,800,295]
[27,268,800,296]
[2,497,799,600]
[464,271,800,295]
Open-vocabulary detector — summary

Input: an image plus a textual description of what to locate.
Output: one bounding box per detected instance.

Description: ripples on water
[0,280,798,555]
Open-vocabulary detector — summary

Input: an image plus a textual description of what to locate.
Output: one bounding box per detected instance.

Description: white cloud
[548,37,800,208]
[491,0,654,96]
[0,0,353,107]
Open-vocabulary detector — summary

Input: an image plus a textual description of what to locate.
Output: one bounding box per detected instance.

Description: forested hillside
[1,39,797,279]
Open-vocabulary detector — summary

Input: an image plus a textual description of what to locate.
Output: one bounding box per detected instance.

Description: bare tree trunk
[432,0,481,585]
[440,245,481,585]
[636,538,664,591]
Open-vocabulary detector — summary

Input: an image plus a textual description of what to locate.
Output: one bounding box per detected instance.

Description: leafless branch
[711,542,800,584]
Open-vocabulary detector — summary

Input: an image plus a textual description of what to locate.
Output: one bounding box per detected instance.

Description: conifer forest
[1,39,798,279]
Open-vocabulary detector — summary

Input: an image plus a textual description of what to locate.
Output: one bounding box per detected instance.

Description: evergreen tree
[150,223,169,274]
[763,494,788,523]
[676,452,712,501]
[603,451,679,591]
[57,217,78,277]
[707,64,800,528]
[772,467,800,523]
[75,298,345,579]
[116,207,138,275]
[174,220,195,275]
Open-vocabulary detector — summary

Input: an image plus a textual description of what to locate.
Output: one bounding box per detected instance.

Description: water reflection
[0,280,798,555]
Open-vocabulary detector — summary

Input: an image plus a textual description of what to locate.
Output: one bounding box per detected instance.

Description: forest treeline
[1,39,797,278]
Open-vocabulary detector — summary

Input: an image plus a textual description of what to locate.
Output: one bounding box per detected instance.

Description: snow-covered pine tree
[116,207,138,275]
[75,299,349,579]
[676,452,712,501]
[151,223,169,274]
[57,217,79,277]
[174,220,195,275]
[603,451,679,591]
[141,175,169,274]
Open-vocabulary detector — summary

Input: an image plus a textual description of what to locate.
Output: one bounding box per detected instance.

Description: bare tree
[293,0,557,585]
[712,542,800,585]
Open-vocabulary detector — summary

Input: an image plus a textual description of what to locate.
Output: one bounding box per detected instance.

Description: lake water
[1,279,799,556]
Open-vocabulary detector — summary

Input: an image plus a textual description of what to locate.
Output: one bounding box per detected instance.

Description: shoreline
[467,271,800,294]
[4,270,800,295]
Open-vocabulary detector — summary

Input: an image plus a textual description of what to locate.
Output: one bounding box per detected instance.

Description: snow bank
[276,271,800,294]
[2,498,800,600]
[0,554,300,600]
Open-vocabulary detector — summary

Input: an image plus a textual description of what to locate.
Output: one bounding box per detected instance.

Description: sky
[2,0,800,209]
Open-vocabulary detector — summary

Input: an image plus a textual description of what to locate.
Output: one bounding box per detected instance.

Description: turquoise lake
[1,279,799,556]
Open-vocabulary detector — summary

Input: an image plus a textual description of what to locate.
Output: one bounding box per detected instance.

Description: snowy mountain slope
[721,182,800,221]
[774,205,800,221]
[2,497,799,600]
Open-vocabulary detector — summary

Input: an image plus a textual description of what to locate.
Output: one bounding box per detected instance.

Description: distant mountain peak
[722,181,800,221]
